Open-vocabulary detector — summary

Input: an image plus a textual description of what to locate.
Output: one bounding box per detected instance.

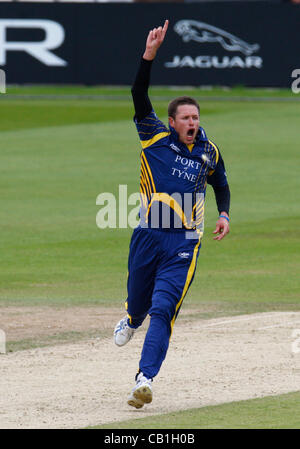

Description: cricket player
[114,20,230,409]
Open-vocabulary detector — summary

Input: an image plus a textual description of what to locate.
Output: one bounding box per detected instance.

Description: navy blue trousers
[125,226,201,379]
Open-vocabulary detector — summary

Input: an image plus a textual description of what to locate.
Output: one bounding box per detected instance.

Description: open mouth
[187,129,195,139]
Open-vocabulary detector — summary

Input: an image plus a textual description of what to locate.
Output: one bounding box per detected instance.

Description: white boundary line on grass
[197,312,299,330]
[258,321,300,330]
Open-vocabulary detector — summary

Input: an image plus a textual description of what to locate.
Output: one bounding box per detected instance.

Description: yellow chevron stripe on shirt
[139,181,148,210]
[208,139,219,164]
[146,192,195,230]
[140,131,170,149]
[140,165,151,200]
[208,140,219,175]
[141,161,153,199]
[141,151,156,193]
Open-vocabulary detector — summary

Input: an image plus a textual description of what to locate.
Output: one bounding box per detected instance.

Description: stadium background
[0,0,300,431]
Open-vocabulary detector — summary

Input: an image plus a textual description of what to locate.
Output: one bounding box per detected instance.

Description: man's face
[169,104,200,145]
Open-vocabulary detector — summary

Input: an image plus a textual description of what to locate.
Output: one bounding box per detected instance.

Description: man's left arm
[207,153,230,241]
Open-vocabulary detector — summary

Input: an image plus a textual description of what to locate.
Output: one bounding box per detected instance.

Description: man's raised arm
[131,20,169,122]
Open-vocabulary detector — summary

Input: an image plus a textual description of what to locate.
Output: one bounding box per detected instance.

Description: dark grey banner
[0,2,299,87]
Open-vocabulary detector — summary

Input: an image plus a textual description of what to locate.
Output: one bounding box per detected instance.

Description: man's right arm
[131,20,169,123]
[131,58,153,122]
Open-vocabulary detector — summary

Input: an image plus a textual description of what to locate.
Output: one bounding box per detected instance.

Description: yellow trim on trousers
[170,236,201,337]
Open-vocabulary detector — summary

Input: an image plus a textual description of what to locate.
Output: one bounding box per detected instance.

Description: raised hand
[143,20,169,61]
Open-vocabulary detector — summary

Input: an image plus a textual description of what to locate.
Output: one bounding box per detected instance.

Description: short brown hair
[168,96,200,119]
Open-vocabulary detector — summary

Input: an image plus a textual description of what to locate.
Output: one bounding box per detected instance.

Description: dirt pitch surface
[0,307,300,429]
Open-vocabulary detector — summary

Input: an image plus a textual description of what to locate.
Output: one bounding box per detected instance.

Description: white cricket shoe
[114,316,135,347]
[127,372,153,409]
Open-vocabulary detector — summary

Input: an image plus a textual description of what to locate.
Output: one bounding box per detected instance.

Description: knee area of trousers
[149,300,175,325]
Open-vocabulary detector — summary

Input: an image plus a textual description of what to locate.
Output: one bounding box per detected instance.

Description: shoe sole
[127,396,144,409]
[127,385,152,409]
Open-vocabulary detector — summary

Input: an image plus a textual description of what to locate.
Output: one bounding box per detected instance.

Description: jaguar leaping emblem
[174,20,260,56]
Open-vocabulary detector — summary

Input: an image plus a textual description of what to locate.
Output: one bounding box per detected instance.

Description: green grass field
[0,86,299,428]
[94,391,300,429]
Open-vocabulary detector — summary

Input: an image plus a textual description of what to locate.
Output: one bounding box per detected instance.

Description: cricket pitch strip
[0,307,300,429]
